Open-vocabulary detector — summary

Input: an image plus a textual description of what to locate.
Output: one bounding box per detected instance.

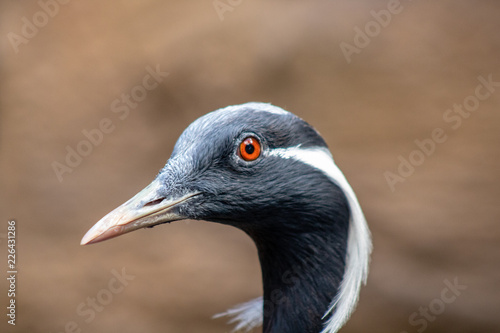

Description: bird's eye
[238,136,261,161]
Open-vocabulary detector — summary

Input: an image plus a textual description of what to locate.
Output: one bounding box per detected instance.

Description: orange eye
[239,137,261,161]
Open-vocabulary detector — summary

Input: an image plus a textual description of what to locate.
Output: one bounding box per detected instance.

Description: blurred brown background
[0,1,499,332]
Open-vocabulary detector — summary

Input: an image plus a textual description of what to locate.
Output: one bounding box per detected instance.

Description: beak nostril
[144,198,164,207]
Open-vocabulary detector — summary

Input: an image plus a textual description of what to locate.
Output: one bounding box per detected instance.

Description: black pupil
[245,142,255,155]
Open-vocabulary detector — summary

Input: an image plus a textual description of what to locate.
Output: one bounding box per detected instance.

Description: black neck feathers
[245,182,350,333]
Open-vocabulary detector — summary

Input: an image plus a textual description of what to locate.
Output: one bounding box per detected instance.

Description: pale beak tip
[80,231,99,246]
[80,225,126,245]
[80,234,95,246]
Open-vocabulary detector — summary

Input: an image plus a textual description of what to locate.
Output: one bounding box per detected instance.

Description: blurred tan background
[1,1,499,332]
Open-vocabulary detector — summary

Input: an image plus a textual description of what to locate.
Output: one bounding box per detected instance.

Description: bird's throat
[252,228,349,333]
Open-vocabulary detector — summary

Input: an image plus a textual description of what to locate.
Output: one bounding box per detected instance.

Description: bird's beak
[81,179,199,245]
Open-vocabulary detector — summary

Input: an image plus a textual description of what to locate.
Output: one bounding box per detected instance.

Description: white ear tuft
[270,146,372,333]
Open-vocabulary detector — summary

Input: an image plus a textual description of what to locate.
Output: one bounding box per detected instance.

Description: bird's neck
[251,226,349,333]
